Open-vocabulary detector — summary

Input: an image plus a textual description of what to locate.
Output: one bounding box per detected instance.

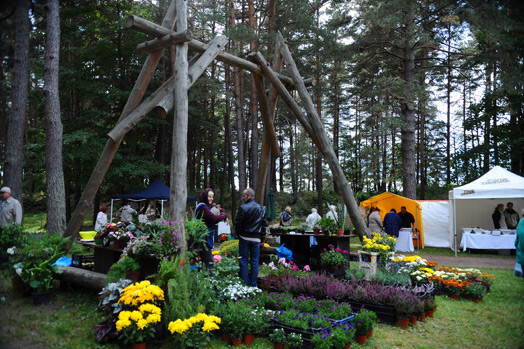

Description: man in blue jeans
[234,188,267,286]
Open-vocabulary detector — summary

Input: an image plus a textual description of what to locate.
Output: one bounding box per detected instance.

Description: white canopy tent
[419,200,450,248]
[448,166,524,255]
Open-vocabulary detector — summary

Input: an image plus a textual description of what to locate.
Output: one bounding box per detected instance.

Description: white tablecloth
[395,229,414,252]
[460,232,516,251]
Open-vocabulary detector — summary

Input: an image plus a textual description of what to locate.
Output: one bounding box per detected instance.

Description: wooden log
[107,74,178,141]
[148,36,227,123]
[136,29,193,53]
[276,31,368,239]
[251,52,321,148]
[170,0,189,258]
[251,72,280,157]
[63,1,178,241]
[188,35,228,86]
[126,15,315,88]
[58,266,107,291]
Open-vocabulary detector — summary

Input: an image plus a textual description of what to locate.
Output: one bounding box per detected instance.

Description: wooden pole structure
[63,0,178,241]
[126,15,315,89]
[107,35,228,141]
[276,32,368,238]
[169,0,189,256]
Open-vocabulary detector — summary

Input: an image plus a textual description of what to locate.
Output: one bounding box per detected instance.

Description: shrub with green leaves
[219,239,239,257]
[105,256,140,284]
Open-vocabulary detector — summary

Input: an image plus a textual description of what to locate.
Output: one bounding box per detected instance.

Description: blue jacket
[384,212,402,237]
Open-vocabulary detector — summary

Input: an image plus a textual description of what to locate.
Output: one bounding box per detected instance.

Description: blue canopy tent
[110,179,197,222]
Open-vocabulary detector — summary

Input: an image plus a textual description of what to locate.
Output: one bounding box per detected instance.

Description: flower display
[362,233,396,252]
[260,256,312,276]
[154,219,184,260]
[118,280,164,306]
[168,313,221,349]
[320,245,348,267]
[115,303,162,344]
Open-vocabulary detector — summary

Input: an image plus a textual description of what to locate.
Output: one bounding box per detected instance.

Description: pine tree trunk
[44,0,66,234]
[400,21,417,200]
[5,0,30,202]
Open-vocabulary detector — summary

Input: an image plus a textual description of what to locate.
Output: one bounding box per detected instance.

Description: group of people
[367,206,415,238]
[194,187,266,287]
[492,202,520,230]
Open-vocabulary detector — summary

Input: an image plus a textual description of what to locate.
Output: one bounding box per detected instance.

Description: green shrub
[219,239,239,257]
[105,256,140,284]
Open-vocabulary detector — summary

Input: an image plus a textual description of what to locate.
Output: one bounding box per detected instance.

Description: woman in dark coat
[195,188,227,275]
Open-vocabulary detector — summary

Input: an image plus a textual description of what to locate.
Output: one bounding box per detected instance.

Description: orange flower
[425,261,438,267]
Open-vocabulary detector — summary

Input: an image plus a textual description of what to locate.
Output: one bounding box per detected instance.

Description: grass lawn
[1,267,523,348]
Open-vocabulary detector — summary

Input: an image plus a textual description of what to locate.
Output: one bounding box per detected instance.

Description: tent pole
[110,199,114,223]
[161,200,164,219]
[453,193,457,257]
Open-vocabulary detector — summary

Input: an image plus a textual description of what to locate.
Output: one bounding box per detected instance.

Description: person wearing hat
[0,187,23,226]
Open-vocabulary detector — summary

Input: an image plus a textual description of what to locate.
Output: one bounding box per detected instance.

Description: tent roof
[360,192,424,247]
[112,179,197,201]
[451,166,524,199]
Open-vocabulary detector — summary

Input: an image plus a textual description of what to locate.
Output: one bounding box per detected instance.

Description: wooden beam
[143,36,228,120]
[126,15,315,88]
[276,31,368,239]
[63,0,178,241]
[188,35,228,86]
[251,52,321,149]
[136,29,193,53]
[252,73,280,157]
[58,266,107,291]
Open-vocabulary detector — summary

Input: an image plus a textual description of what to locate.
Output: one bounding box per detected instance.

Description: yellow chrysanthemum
[207,315,221,324]
[168,319,190,334]
[212,250,220,255]
[116,318,132,331]
[192,313,208,323]
[130,310,143,322]
[202,320,220,332]
[137,319,149,330]
[146,313,161,324]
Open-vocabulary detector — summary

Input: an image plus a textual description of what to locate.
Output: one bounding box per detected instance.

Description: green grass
[22,211,94,233]
[1,267,523,348]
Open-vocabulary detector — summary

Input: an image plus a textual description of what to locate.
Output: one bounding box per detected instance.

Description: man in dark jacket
[383,209,402,237]
[398,206,415,229]
[234,188,267,286]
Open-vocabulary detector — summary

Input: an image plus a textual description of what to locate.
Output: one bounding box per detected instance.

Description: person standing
[367,207,383,237]
[505,202,520,229]
[306,208,321,229]
[326,205,338,224]
[383,209,402,237]
[280,206,292,226]
[211,203,221,242]
[0,187,23,226]
[195,188,228,276]
[234,188,267,286]
[119,200,137,223]
[492,204,507,229]
[514,209,524,277]
[94,206,108,231]
[398,206,415,229]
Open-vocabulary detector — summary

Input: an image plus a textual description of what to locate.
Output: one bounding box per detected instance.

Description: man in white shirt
[0,187,22,226]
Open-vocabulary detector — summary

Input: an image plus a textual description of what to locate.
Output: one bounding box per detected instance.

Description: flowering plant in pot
[268,328,286,346]
[353,309,372,336]
[320,245,346,268]
[286,332,303,349]
[464,282,486,300]
[331,323,355,348]
[168,313,221,349]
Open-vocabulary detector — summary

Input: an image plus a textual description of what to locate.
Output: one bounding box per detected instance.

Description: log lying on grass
[58,266,107,291]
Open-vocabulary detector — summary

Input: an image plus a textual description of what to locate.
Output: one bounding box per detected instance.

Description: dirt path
[401,252,516,269]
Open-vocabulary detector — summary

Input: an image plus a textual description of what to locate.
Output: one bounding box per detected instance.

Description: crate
[71,254,94,270]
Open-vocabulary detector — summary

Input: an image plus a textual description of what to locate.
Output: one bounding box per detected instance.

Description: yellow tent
[360,192,424,248]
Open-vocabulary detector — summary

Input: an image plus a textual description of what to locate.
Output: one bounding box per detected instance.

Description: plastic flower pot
[418,313,426,321]
[32,290,52,306]
[368,329,373,338]
[410,316,417,325]
[132,343,146,349]
[450,295,460,300]
[231,338,242,346]
[126,270,141,283]
[472,297,483,303]
[397,317,409,329]
[243,334,255,345]
[273,344,285,349]
[344,344,352,349]
[355,335,367,345]
[221,333,230,342]
[425,310,434,318]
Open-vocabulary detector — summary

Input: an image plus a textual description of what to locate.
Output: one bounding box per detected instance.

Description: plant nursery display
[168,313,221,349]
[320,244,348,268]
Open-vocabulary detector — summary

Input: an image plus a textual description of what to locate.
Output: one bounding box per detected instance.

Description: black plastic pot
[32,290,52,306]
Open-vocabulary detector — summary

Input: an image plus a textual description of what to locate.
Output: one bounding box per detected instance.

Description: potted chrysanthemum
[168,313,221,349]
